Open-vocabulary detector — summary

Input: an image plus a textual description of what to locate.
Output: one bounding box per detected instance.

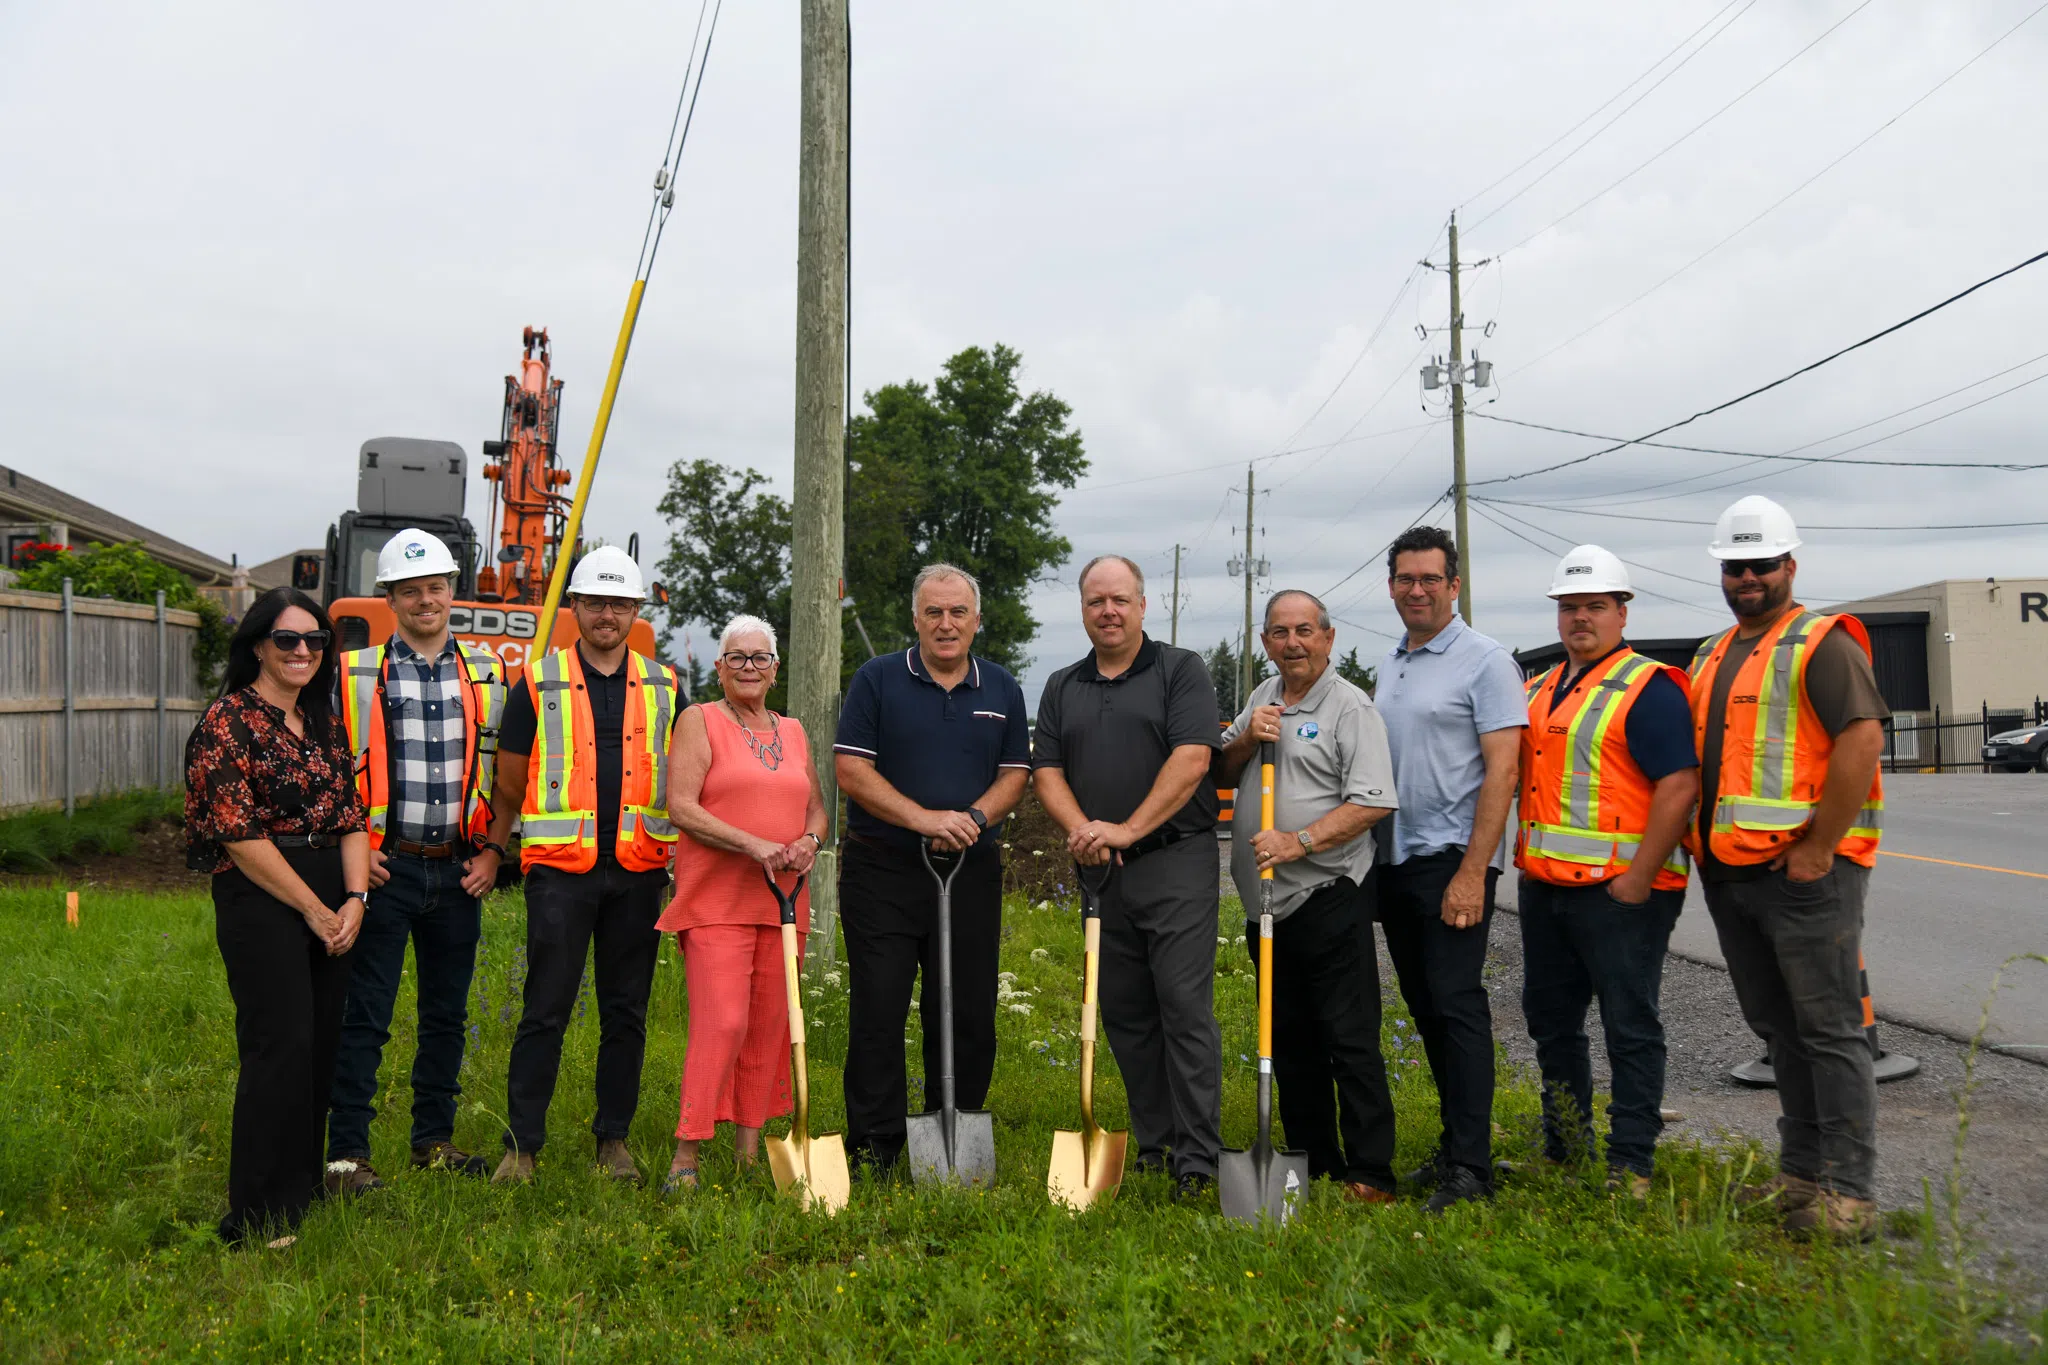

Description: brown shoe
[596,1139,642,1184]
[323,1159,384,1198]
[1341,1181,1398,1207]
[1605,1168,1652,1201]
[412,1141,491,1177]
[1734,1171,1817,1211]
[1783,1190,1877,1242]
[492,1151,536,1185]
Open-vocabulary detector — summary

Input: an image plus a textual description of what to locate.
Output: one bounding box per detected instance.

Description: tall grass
[0,790,183,874]
[0,884,2034,1361]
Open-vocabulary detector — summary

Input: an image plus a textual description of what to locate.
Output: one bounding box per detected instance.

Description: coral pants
[676,924,800,1140]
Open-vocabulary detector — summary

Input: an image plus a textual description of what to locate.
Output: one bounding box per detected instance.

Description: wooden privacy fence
[1,584,209,814]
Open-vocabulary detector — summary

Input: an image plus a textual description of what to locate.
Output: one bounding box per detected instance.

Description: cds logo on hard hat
[568,546,646,600]
[1709,495,1801,560]
[1546,545,1632,601]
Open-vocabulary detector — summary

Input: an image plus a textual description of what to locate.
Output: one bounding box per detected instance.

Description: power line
[1508,0,2048,377]
[1476,496,2048,533]
[1470,410,2048,472]
[1063,419,1444,496]
[1267,341,1431,494]
[1464,0,1758,232]
[1471,245,2048,489]
[1286,419,1447,560]
[1262,259,1428,461]
[1320,490,1452,601]
[1490,0,1879,255]
[1467,501,1726,618]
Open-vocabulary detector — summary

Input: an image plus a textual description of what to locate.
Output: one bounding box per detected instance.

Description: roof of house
[0,463,238,584]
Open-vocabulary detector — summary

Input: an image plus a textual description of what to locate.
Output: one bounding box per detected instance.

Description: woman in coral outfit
[657,615,829,1194]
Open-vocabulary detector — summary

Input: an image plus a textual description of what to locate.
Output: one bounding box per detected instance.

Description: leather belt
[391,838,461,860]
[273,833,343,850]
[1124,828,1191,862]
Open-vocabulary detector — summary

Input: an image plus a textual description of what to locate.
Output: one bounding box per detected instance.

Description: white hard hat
[567,545,646,600]
[1546,544,1632,600]
[375,528,461,585]
[1709,495,1802,560]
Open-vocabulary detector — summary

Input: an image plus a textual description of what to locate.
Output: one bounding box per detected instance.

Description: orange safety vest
[338,639,507,851]
[1684,608,1884,868]
[1516,649,1691,890]
[518,646,681,874]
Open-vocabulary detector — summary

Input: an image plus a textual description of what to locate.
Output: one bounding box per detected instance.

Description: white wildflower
[822,970,842,987]
[998,971,1018,984]
[1008,1003,1033,1016]
[1030,947,1050,962]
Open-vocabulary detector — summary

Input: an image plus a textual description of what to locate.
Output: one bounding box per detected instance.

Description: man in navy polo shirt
[834,563,1031,1175]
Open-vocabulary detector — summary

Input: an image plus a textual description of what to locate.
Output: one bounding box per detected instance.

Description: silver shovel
[905,842,998,1187]
[1220,743,1310,1224]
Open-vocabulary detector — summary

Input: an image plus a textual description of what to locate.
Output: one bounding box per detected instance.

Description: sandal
[660,1166,699,1197]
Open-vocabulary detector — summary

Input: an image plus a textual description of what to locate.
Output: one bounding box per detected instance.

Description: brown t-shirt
[1697,618,1889,883]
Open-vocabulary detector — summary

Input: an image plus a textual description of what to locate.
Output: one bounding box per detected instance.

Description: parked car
[1981,725,2048,772]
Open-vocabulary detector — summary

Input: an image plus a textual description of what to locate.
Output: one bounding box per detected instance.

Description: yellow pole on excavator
[532,278,647,652]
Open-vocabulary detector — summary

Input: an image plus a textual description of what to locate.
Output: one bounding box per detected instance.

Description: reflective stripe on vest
[526,650,592,852]
[340,648,387,840]
[520,648,681,872]
[338,640,504,849]
[621,652,678,844]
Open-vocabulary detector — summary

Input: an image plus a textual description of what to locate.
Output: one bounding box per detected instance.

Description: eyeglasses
[1391,574,1448,590]
[266,629,331,654]
[721,651,778,671]
[574,598,639,617]
[1720,556,1789,579]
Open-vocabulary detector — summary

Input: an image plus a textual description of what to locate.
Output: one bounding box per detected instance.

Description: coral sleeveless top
[657,704,811,935]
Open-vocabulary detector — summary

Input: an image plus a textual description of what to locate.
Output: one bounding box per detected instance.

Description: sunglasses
[1720,556,1789,579]
[267,629,331,653]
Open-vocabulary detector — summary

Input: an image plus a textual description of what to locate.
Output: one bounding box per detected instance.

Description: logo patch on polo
[1296,720,1319,740]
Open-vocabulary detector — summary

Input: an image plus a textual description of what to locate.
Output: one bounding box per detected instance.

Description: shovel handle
[761,869,809,927]
[1258,744,1276,884]
[1079,916,1100,1044]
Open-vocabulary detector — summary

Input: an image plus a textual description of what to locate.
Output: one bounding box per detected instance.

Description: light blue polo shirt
[1376,614,1528,868]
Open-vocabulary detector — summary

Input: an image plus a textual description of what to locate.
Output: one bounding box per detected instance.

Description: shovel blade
[1218,1146,1311,1225]
[765,1131,851,1215]
[1048,1126,1128,1211]
[906,1108,998,1187]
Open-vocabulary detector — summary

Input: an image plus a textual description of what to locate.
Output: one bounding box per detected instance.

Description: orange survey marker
[66,891,79,927]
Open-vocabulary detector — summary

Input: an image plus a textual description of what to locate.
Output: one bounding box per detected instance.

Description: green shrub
[0,789,183,874]
[13,540,232,691]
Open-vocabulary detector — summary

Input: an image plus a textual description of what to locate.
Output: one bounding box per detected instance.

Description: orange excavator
[319,327,660,673]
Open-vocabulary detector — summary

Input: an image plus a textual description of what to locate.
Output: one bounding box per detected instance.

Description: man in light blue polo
[1374,526,1527,1212]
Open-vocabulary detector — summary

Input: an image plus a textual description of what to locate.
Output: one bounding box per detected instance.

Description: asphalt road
[1659,772,2048,1051]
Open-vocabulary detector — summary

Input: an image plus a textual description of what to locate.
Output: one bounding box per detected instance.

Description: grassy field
[0,880,2037,1362]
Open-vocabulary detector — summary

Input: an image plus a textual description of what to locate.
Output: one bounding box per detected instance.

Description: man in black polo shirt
[833,563,1031,1175]
[1033,554,1223,1197]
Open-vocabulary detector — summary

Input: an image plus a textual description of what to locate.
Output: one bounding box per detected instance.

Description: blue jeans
[327,852,482,1160]
[1518,878,1681,1178]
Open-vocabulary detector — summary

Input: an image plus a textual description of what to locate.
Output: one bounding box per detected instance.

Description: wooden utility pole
[1169,543,1182,646]
[1239,466,1255,708]
[1448,210,1473,625]
[791,0,849,942]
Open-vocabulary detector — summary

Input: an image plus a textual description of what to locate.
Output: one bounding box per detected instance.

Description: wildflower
[1009,1003,1033,1016]
[1030,948,1049,962]
[823,971,842,987]
[998,971,1017,984]
[1233,935,1245,945]
[1032,850,1044,858]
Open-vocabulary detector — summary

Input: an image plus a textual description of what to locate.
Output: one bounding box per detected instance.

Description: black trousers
[213,845,353,1244]
[839,836,1002,1167]
[503,857,669,1154]
[1379,849,1501,1179]
[1246,874,1396,1190]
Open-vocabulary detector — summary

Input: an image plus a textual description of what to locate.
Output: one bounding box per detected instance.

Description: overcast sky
[6,0,2047,701]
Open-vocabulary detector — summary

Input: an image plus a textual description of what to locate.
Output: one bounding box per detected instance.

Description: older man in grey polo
[1215,589,1400,1202]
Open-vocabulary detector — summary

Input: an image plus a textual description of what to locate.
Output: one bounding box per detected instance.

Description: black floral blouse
[184,688,367,874]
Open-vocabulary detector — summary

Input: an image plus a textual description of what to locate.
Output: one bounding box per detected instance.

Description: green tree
[844,344,1088,674]
[1334,645,1377,697]
[1203,637,1270,716]
[15,541,230,690]
[655,460,794,710]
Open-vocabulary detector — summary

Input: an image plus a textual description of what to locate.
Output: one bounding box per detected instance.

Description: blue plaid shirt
[382,635,470,845]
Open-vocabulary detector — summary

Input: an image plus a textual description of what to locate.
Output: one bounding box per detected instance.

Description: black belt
[273,833,344,850]
[1124,828,1192,862]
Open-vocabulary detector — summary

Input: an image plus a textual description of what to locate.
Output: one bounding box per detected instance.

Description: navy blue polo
[834,647,1031,851]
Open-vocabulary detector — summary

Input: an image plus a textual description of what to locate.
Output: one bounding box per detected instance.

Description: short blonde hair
[718,614,779,656]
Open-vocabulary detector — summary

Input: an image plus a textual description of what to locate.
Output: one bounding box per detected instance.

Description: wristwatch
[965,808,988,831]
[1296,829,1316,855]
[802,831,824,848]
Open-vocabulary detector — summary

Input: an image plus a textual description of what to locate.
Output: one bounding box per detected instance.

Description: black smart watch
[964,807,988,831]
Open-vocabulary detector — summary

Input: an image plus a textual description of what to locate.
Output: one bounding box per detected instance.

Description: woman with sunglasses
[655,615,828,1193]
[184,587,370,1247]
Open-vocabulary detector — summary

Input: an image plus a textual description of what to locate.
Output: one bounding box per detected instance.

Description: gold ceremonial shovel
[760,871,850,1215]
[1047,862,1128,1210]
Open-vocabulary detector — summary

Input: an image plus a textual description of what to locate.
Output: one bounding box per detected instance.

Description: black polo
[834,647,1031,852]
[1031,634,1220,838]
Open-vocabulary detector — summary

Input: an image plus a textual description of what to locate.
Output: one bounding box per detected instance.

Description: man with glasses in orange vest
[484,546,683,1185]
[1515,546,1698,1200]
[1689,496,1888,1240]
[327,529,508,1194]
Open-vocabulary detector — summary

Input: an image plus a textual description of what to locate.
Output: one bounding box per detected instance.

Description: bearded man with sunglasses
[485,546,683,1184]
[327,529,508,1193]
[1688,495,1888,1241]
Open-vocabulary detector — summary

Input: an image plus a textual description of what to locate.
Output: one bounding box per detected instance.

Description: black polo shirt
[1031,634,1220,838]
[500,646,632,853]
[834,647,1031,851]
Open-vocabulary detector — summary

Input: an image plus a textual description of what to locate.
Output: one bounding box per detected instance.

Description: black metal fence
[1884,698,2048,774]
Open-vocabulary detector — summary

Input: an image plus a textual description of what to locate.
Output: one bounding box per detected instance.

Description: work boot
[413,1141,491,1177]
[323,1159,384,1198]
[492,1151,536,1185]
[1424,1165,1492,1214]
[1341,1181,1398,1207]
[1401,1151,1446,1189]
[1783,1190,1878,1242]
[1734,1171,1818,1212]
[1605,1167,1652,1202]
[1172,1172,1214,1203]
[596,1139,641,1184]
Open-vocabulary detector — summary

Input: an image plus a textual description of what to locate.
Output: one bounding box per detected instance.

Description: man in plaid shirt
[326,529,508,1194]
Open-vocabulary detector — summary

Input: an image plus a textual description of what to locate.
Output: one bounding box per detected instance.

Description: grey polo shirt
[1222,665,1397,919]
[1031,635,1220,838]
[1376,614,1527,869]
